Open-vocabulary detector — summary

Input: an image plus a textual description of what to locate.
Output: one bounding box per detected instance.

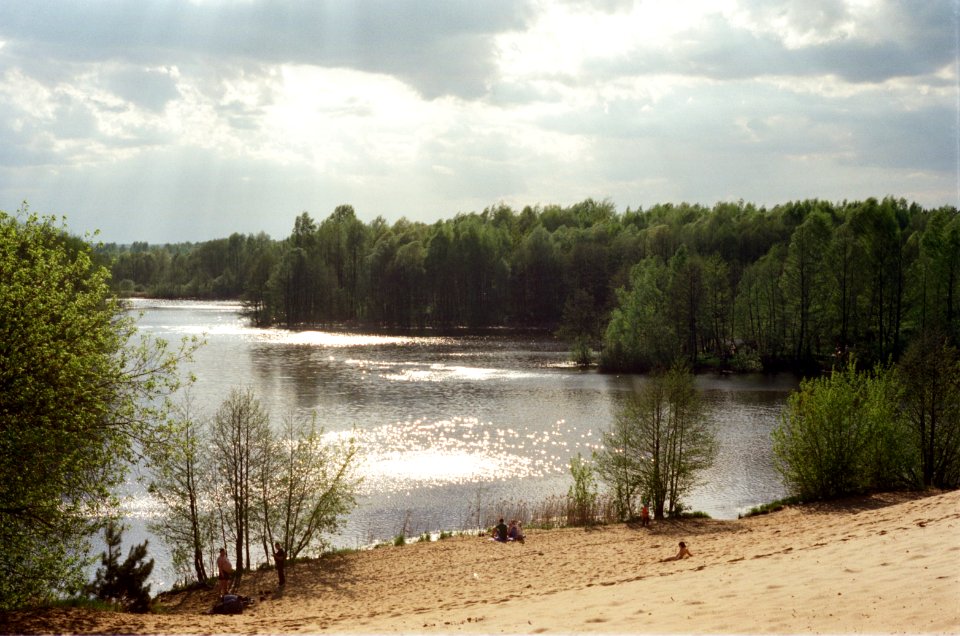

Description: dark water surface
[122,299,796,589]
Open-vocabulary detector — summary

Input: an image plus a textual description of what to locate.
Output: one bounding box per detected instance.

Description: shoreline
[2,488,958,634]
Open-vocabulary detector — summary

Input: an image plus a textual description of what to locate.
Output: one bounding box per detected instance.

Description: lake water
[120,299,796,590]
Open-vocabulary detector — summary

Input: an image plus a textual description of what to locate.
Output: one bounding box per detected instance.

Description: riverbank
[2,489,957,634]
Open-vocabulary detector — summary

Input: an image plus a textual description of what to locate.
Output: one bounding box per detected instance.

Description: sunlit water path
[118,299,795,590]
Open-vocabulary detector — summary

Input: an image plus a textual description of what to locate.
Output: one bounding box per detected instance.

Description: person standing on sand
[217,548,233,595]
[641,503,650,527]
[273,542,286,587]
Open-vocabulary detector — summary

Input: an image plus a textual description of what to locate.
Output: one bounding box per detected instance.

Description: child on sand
[662,541,692,562]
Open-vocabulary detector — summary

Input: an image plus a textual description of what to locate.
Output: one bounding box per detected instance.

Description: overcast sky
[0,0,956,244]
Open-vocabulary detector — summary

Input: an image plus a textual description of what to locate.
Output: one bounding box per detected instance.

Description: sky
[0,0,956,244]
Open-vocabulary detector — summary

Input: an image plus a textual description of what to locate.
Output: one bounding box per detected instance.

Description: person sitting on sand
[507,519,524,543]
[494,518,508,542]
[661,541,692,562]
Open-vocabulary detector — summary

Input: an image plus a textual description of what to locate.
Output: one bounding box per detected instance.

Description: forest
[100,196,960,373]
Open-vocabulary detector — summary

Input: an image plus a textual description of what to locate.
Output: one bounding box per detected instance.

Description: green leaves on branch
[0,209,196,610]
[773,361,912,500]
[594,361,716,520]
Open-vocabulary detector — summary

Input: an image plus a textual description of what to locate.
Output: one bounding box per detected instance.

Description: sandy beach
[2,489,958,634]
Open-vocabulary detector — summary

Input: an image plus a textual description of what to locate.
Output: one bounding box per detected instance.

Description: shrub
[773,361,913,500]
[567,454,598,526]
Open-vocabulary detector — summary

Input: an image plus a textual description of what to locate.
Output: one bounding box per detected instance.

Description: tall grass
[473,493,623,532]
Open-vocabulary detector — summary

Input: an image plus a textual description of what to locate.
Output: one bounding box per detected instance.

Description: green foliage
[567,453,599,526]
[601,258,677,371]
[595,361,716,520]
[144,396,217,587]
[101,198,960,376]
[86,522,154,613]
[0,209,195,610]
[772,361,913,500]
[267,411,362,560]
[570,336,593,367]
[896,331,960,488]
[393,534,406,547]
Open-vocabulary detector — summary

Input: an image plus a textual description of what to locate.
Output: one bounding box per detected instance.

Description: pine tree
[87,522,154,613]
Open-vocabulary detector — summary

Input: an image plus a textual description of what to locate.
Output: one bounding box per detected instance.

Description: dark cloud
[0,0,535,99]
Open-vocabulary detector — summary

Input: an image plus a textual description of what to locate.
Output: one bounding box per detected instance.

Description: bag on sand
[211,594,251,615]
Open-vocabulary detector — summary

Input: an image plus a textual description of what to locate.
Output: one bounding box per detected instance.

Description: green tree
[735,244,788,367]
[601,258,676,372]
[595,361,715,519]
[0,210,194,610]
[772,361,911,500]
[145,396,217,586]
[848,198,908,363]
[566,454,598,526]
[86,522,154,613]
[268,412,362,559]
[667,245,703,364]
[512,226,562,326]
[781,211,831,364]
[897,332,960,488]
[212,388,271,574]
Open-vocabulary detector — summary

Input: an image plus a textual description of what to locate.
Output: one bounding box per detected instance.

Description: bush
[567,454,598,526]
[772,361,913,500]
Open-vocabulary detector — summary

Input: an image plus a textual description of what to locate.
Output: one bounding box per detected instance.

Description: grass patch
[741,496,802,518]
[48,597,120,612]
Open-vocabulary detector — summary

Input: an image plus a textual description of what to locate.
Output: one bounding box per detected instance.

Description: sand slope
[2,489,958,634]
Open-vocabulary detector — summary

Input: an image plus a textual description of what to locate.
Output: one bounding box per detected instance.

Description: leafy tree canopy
[0,208,195,610]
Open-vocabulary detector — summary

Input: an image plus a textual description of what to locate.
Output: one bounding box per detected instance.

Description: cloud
[0,0,535,99]
[102,67,181,112]
[580,2,955,84]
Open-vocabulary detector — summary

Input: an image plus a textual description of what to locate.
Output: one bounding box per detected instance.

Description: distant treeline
[99,197,960,373]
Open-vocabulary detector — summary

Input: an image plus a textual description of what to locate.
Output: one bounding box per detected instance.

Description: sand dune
[2,489,958,634]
